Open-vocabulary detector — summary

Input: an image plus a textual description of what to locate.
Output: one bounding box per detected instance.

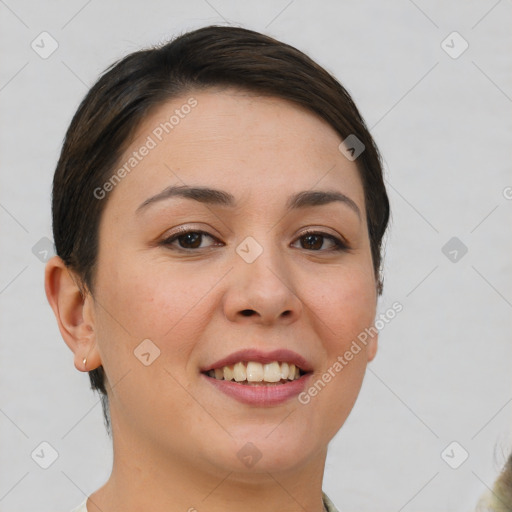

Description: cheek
[94,254,220,373]
[92,257,213,427]
[309,261,377,342]
[301,263,376,429]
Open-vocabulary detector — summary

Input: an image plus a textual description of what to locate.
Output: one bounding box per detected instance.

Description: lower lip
[202,373,312,406]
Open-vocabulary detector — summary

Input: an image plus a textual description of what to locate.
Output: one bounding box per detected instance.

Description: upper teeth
[207,361,302,382]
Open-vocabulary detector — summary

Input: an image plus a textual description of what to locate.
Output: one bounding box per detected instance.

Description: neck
[86,415,328,512]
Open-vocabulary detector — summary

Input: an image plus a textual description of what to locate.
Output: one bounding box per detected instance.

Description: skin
[45,89,379,512]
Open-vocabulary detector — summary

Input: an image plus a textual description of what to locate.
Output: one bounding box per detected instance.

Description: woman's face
[87,89,378,475]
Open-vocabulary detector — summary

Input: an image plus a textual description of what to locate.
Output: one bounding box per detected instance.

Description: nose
[222,237,303,326]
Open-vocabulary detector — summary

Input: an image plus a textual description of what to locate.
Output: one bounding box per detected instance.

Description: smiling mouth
[202,361,308,385]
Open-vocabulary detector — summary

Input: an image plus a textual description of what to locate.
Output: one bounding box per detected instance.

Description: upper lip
[200,348,314,373]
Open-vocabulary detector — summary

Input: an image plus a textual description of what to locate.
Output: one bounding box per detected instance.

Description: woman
[45,25,390,512]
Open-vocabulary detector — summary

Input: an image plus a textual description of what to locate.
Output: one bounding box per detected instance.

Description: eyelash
[160,228,349,252]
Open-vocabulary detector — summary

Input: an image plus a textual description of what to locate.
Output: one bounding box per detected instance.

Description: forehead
[103,89,365,216]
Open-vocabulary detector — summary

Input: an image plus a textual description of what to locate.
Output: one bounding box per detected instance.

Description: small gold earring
[83,357,87,370]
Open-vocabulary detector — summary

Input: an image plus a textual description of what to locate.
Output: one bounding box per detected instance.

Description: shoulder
[69,498,88,512]
[322,491,340,512]
[71,494,336,512]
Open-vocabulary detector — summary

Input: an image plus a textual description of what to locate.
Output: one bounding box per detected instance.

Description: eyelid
[163,224,221,240]
[296,227,349,245]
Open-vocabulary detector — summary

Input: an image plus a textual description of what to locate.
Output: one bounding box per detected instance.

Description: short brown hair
[52,25,390,434]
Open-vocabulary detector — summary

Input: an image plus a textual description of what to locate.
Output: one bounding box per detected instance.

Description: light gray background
[1,1,511,511]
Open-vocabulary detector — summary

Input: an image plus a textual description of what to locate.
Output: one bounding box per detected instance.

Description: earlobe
[44,255,102,372]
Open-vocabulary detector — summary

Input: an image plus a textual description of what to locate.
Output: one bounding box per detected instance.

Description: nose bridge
[225,230,303,323]
[235,229,287,285]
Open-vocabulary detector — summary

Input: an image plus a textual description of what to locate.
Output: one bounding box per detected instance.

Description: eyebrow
[136,185,361,219]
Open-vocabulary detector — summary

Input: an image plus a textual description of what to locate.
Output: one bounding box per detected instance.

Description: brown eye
[161,230,220,250]
[294,231,348,252]
[161,229,348,252]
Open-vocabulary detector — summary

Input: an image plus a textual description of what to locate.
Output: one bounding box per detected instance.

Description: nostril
[240,309,254,317]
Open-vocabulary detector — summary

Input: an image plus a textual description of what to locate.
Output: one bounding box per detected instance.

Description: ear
[44,255,102,372]
[366,333,378,363]
[366,288,380,363]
